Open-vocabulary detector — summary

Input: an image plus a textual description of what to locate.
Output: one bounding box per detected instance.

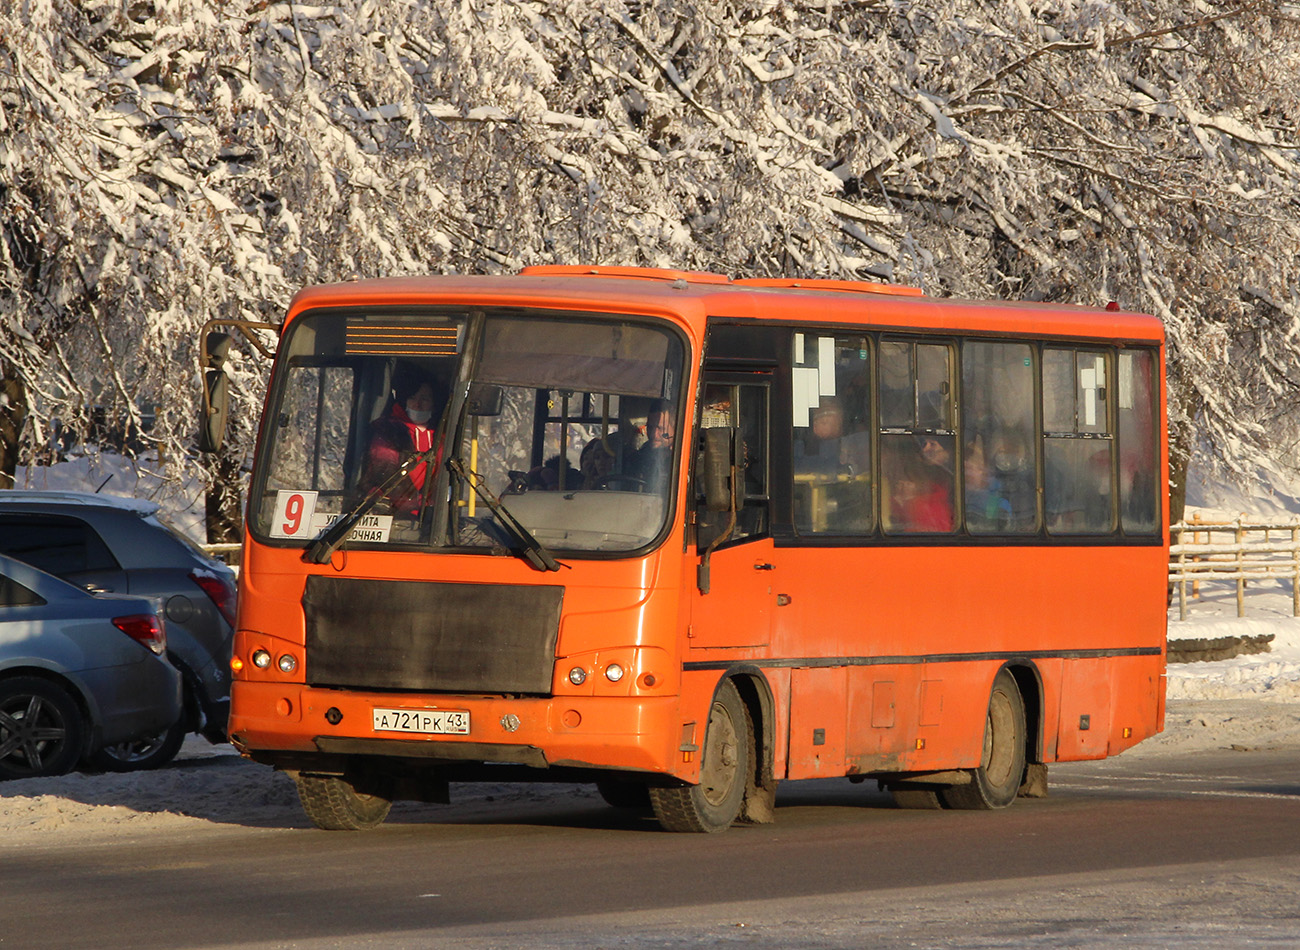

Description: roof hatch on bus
[733,277,924,297]
[519,264,732,285]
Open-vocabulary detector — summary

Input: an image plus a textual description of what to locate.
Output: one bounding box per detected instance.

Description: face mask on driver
[405,404,432,426]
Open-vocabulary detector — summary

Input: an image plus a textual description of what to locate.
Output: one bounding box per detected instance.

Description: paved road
[4,747,1299,949]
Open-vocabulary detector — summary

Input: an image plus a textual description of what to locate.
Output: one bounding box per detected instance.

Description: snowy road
[2,706,1299,950]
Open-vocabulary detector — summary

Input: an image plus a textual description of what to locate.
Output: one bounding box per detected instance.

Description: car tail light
[190,569,237,627]
[113,614,167,655]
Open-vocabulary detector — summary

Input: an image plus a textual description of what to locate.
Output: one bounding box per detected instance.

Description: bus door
[689,375,774,649]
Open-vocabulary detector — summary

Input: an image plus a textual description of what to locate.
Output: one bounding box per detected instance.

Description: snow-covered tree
[2,0,1298,533]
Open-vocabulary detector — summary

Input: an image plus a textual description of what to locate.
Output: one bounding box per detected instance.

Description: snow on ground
[3,458,1300,844]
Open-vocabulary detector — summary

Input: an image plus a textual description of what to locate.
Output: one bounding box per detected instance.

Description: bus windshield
[250,308,686,556]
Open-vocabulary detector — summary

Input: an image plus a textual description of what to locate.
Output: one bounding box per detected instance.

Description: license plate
[372,707,470,735]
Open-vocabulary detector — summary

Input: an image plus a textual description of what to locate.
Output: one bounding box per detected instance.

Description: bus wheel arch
[940,666,1027,810]
[728,668,777,824]
[1003,661,1048,798]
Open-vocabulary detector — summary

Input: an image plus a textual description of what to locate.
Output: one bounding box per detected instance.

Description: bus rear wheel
[295,771,393,830]
[941,669,1026,810]
[650,679,748,833]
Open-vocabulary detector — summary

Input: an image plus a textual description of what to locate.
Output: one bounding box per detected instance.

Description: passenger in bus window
[579,436,615,489]
[884,436,954,533]
[795,399,848,475]
[518,454,583,491]
[964,434,1013,531]
[629,399,675,492]
[359,374,443,515]
[988,428,1037,531]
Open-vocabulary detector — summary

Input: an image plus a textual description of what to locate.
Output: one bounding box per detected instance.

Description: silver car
[0,553,182,780]
[0,490,236,770]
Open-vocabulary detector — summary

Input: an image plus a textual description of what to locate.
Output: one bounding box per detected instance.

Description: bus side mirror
[702,427,735,512]
[198,332,232,453]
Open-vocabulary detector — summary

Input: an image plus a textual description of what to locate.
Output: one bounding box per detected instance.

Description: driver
[359,374,443,515]
[628,400,675,493]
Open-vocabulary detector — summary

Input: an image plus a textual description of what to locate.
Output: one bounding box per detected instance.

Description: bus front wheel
[941,669,1026,810]
[295,771,393,830]
[650,679,749,833]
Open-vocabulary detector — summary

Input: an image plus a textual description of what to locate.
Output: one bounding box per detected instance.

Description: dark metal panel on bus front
[303,577,563,694]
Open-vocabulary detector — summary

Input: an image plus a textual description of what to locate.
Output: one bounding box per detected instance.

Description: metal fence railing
[200,542,242,568]
[1170,515,1300,621]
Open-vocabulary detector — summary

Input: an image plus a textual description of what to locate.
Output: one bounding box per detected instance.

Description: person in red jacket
[360,376,442,516]
[886,435,954,533]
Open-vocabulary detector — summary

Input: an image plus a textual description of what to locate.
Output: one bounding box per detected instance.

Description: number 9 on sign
[271,490,318,539]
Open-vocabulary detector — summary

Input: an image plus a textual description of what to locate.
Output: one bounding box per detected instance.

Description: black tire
[890,786,945,809]
[596,779,652,810]
[940,669,1027,810]
[650,679,748,833]
[295,772,393,830]
[0,676,86,780]
[89,716,187,772]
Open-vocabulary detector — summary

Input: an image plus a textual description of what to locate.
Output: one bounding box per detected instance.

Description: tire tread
[296,773,392,830]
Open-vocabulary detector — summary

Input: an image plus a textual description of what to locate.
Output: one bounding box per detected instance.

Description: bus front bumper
[227,680,682,775]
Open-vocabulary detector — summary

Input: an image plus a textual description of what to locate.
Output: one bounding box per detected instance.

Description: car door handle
[753,563,774,571]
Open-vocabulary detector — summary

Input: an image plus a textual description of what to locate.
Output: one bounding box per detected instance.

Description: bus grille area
[302,577,564,694]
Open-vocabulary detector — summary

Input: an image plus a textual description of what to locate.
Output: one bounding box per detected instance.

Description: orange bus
[228,266,1167,832]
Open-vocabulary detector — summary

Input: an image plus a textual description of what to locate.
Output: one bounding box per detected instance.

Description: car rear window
[0,515,120,577]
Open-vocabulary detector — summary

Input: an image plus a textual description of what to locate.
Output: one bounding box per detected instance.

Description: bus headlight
[604,663,625,683]
[568,666,587,685]
[251,649,272,669]
[278,653,299,674]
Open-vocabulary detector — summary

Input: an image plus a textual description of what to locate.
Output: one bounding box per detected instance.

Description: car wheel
[0,677,86,780]
[89,716,187,772]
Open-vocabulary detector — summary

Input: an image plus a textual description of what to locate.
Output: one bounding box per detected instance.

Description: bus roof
[285,267,1163,343]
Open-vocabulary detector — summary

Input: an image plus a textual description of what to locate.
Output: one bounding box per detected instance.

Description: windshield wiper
[447,458,564,573]
[302,446,439,565]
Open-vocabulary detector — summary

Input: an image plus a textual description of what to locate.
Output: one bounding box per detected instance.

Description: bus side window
[792,334,874,535]
[1118,349,1159,535]
[1043,348,1115,534]
[879,340,956,534]
[961,342,1039,535]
